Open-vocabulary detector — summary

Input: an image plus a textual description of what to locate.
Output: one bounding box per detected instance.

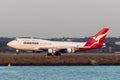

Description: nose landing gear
[16,49,19,55]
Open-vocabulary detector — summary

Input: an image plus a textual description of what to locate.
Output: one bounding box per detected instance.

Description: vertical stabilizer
[84,28,109,49]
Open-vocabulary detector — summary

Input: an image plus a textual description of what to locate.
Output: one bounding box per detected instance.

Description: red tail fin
[84,28,109,49]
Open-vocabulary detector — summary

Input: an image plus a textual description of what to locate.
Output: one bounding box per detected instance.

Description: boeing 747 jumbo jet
[7,28,109,56]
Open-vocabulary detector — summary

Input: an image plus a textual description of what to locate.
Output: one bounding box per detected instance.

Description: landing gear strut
[16,49,19,55]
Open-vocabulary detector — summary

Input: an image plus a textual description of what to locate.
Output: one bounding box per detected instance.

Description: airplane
[7,28,109,56]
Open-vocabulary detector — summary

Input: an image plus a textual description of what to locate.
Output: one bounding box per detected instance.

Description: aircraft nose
[7,40,17,47]
[7,41,13,47]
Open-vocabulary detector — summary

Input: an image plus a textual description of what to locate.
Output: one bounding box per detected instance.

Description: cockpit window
[14,39,17,41]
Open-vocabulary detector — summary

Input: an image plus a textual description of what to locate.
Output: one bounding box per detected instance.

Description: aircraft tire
[16,52,19,55]
[54,52,61,56]
[47,53,52,56]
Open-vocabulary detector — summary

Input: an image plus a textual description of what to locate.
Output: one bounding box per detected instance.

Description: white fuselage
[7,38,86,51]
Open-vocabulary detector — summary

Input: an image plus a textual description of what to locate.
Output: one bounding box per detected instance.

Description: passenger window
[23,42,25,44]
[24,42,39,44]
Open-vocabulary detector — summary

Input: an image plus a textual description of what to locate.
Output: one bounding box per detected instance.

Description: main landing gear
[47,52,61,56]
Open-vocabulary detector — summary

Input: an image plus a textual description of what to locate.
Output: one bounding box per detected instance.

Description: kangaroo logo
[93,33,107,42]
[89,32,107,47]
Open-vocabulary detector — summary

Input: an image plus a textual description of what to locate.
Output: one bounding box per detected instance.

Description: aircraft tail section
[83,28,109,49]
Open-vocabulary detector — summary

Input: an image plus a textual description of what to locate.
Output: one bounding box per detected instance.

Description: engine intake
[48,49,56,53]
[67,48,75,53]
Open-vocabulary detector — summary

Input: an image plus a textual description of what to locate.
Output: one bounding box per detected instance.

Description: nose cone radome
[7,42,11,47]
[7,40,17,48]
[7,41,13,47]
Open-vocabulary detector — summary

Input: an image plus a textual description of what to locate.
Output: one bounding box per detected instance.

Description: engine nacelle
[67,48,75,53]
[48,49,56,53]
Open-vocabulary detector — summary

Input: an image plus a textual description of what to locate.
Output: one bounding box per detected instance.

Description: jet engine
[66,48,75,53]
[48,49,56,53]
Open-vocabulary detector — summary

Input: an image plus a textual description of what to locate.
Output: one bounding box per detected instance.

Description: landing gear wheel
[16,52,19,55]
[54,52,61,56]
[47,53,52,56]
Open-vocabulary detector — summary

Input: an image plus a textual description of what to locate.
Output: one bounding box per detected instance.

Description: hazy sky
[0,0,120,38]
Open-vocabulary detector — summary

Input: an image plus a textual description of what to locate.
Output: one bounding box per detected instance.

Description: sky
[0,0,120,38]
